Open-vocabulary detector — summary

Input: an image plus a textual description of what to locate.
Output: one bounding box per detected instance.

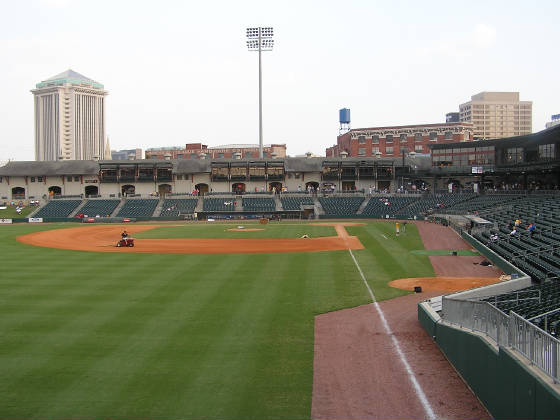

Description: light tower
[246,27,274,159]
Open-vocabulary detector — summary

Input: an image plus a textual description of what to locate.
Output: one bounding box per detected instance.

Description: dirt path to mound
[312,221,495,419]
[16,223,364,255]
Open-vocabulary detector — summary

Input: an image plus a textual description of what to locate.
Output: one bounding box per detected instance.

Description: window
[444,131,453,140]
[414,133,422,142]
[358,135,366,144]
[385,146,393,154]
[372,147,380,154]
[73,176,79,182]
[358,147,366,156]
[429,131,437,141]
[30,177,35,182]
[176,154,183,159]
[415,145,423,153]
[245,152,252,158]
[539,144,555,160]
[191,153,197,158]
[38,177,43,182]
[372,135,380,144]
[217,153,225,158]
[176,175,183,180]
[0,177,2,183]
[506,148,523,164]
[67,176,72,182]
[400,134,408,143]
[385,135,393,143]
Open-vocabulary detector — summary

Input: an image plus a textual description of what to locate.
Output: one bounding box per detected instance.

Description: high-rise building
[31,70,108,161]
[459,92,532,140]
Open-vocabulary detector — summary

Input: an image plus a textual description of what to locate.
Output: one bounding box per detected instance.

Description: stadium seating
[242,197,276,212]
[360,196,419,218]
[34,200,82,218]
[280,196,314,211]
[116,199,159,217]
[79,200,120,217]
[482,280,560,335]
[203,198,236,212]
[318,196,364,217]
[159,198,198,217]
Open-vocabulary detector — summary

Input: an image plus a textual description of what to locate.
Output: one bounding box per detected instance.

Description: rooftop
[35,69,104,89]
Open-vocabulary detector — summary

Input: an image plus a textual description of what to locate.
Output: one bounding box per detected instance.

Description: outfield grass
[0,221,432,419]
[0,205,36,219]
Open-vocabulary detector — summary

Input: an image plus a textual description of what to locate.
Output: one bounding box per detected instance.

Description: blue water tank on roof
[339,108,351,124]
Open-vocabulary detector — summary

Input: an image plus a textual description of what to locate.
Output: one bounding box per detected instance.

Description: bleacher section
[79,200,120,217]
[470,195,560,284]
[203,198,236,212]
[34,200,82,218]
[396,193,475,218]
[318,196,364,217]
[280,196,314,211]
[242,197,276,212]
[447,194,524,213]
[482,281,560,335]
[159,198,198,217]
[360,196,419,218]
[116,199,159,217]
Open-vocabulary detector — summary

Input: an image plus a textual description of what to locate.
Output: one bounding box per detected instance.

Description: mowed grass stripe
[0,256,214,417]
[36,255,244,419]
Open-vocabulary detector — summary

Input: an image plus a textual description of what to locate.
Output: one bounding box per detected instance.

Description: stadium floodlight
[246,27,274,159]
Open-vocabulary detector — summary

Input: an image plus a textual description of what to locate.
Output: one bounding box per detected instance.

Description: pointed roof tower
[36,69,104,89]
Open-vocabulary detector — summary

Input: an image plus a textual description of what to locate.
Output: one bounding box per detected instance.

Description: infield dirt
[16,222,365,254]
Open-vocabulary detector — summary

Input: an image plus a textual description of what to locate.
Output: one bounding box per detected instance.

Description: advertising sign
[28,218,43,223]
[0,218,13,224]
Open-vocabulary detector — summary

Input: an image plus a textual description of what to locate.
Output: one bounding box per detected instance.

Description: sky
[0,0,558,161]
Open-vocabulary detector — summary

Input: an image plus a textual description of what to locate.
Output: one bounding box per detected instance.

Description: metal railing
[442,296,560,382]
[510,312,559,382]
[443,298,510,346]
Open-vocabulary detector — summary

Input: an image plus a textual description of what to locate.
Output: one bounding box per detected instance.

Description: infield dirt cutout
[17,222,365,254]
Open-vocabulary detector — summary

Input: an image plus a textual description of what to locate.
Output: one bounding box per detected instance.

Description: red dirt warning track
[16,223,365,254]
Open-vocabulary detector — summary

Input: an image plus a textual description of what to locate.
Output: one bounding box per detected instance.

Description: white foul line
[348,249,436,420]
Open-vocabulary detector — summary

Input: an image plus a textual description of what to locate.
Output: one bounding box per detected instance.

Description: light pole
[246,27,274,159]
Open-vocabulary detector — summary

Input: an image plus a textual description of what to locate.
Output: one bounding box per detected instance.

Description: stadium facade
[1,125,558,201]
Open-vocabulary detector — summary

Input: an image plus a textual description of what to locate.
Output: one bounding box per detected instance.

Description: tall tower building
[31,69,108,161]
[459,92,532,140]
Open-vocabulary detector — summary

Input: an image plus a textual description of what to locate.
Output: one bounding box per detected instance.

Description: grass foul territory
[0,221,431,419]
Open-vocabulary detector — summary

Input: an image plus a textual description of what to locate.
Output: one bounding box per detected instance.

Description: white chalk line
[348,249,436,420]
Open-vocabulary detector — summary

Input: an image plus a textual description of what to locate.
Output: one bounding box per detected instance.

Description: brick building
[326,122,474,158]
[145,143,287,160]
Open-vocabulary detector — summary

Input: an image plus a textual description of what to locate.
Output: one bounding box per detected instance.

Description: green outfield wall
[418,303,560,419]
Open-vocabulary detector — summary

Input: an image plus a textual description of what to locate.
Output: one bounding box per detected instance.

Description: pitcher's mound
[389,276,503,292]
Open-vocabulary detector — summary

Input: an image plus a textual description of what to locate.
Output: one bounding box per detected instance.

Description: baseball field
[0,221,498,419]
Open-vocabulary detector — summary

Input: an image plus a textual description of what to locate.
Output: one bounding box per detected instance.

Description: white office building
[31,70,108,161]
